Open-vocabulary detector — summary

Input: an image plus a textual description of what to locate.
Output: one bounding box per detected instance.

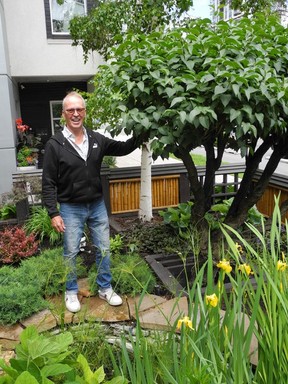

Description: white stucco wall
[3,0,103,79]
[0,0,19,194]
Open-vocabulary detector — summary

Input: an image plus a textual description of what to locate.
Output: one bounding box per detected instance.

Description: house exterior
[0,0,103,195]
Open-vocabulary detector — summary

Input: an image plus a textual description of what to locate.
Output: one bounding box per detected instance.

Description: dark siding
[19,81,87,146]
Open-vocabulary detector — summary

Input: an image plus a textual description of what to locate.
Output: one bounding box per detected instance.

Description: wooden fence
[109,175,180,214]
[253,170,288,220]
[12,163,246,217]
[104,163,246,214]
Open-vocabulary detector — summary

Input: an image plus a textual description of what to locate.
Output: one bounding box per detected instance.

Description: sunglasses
[65,108,86,115]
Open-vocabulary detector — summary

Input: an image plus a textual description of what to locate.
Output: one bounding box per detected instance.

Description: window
[50,0,86,35]
[50,101,63,135]
[44,0,94,39]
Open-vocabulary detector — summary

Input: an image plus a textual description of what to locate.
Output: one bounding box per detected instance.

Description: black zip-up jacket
[42,129,139,218]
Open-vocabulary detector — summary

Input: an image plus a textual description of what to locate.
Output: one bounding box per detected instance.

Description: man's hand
[51,215,66,233]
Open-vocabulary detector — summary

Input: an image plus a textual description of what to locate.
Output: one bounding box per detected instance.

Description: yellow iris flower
[206,293,219,307]
[216,259,232,273]
[238,263,253,276]
[177,316,194,330]
[277,260,288,272]
[235,242,244,254]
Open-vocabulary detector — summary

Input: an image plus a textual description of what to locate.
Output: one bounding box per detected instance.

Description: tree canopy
[89,14,288,231]
[223,0,287,16]
[69,0,193,60]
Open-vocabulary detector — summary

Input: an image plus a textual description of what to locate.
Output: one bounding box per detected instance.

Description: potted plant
[15,118,40,171]
[16,146,38,169]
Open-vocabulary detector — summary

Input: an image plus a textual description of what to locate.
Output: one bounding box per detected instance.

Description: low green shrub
[0,203,16,220]
[160,198,264,234]
[0,280,47,325]
[103,155,116,168]
[24,205,62,246]
[159,201,193,235]
[19,247,67,297]
[88,236,157,296]
[0,248,66,324]
[88,251,156,296]
[110,252,156,296]
[0,235,157,324]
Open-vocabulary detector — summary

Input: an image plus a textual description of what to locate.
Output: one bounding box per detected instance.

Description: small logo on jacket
[92,143,98,149]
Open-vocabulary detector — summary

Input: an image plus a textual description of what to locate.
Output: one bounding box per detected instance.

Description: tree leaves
[224,0,287,17]
[83,14,288,229]
[69,0,194,61]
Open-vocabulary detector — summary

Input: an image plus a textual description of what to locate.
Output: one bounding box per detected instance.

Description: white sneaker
[65,292,81,313]
[99,287,123,306]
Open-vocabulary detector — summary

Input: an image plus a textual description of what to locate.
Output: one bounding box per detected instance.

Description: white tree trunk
[139,142,153,222]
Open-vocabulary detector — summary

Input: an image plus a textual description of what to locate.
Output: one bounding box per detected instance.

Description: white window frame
[49,0,87,36]
[50,100,63,135]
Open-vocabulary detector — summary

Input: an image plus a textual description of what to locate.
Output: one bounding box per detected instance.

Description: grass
[169,152,207,166]
[170,152,230,167]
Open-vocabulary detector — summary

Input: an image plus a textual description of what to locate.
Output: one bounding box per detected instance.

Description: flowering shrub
[15,118,40,167]
[15,118,29,133]
[0,226,39,264]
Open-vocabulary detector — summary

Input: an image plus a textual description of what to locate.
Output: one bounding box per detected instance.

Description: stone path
[0,278,258,368]
[0,278,189,366]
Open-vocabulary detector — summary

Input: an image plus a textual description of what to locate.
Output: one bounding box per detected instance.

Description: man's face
[62,95,86,132]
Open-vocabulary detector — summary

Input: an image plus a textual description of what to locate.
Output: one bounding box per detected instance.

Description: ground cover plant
[0,232,157,325]
[87,233,157,296]
[0,248,65,325]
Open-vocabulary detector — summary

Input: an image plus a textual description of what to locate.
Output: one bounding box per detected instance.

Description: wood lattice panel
[109,175,180,214]
[256,185,288,220]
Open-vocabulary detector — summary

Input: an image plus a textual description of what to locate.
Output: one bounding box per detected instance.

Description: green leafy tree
[89,14,288,237]
[69,0,193,61]
[222,0,287,16]
[70,0,194,222]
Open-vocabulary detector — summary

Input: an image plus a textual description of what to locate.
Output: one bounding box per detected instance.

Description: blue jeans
[60,198,111,293]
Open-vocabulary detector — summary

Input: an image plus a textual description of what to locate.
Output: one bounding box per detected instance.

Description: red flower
[16,118,29,133]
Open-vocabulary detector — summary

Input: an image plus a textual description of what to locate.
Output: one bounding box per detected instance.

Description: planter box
[16,166,37,172]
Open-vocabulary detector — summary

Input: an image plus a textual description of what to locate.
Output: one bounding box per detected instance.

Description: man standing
[42,91,141,312]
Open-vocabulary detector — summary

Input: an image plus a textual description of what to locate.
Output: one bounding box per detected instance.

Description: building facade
[0,0,103,195]
[210,0,242,22]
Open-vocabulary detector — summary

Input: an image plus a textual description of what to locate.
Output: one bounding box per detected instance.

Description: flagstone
[21,309,57,332]
[128,294,168,318]
[0,324,23,341]
[81,296,130,322]
[46,294,84,325]
[138,296,188,330]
